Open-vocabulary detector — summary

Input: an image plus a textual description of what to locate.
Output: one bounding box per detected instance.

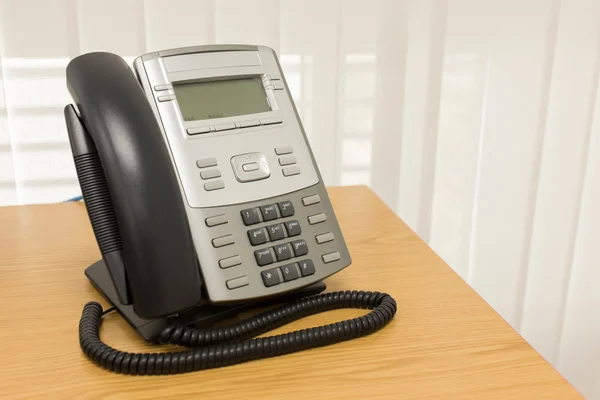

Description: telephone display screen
[173,77,271,121]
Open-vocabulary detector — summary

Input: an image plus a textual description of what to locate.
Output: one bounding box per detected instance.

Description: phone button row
[247,220,300,246]
[261,259,315,287]
[240,201,295,226]
[226,276,249,290]
[254,239,308,266]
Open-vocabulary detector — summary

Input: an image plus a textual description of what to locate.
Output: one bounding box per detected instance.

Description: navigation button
[231,153,270,183]
[242,162,259,172]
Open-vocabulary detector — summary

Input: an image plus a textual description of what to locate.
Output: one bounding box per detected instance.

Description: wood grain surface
[0,186,581,399]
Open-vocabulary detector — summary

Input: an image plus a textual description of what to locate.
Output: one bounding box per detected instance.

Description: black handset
[66,53,203,318]
[68,46,397,375]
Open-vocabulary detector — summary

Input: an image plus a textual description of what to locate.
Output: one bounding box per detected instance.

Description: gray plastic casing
[133,45,351,304]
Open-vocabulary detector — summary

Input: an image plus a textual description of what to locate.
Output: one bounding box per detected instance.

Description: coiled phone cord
[79,290,397,375]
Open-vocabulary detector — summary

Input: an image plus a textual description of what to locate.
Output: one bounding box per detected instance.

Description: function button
[261,268,281,287]
[261,117,283,126]
[260,204,279,221]
[284,220,301,237]
[254,248,274,266]
[204,180,225,191]
[200,168,221,180]
[291,239,308,257]
[282,166,301,177]
[247,227,268,246]
[242,162,259,172]
[212,234,235,248]
[154,84,173,91]
[308,213,327,225]
[205,214,228,227]
[238,120,261,128]
[278,200,295,217]
[273,243,292,261]
[272,81,284,90]
[158,94,176,102]
[267,223,286,241]
[298,259,316,277]
[281,263,299,282]
[197,158,218,168]
[226,276,249,290]
[302,194,321,206]
[278,155,297,166]
[214,122,236,132]
[187,126,211,135]
[275,146,293,155]
[219,255,241,269]
[241,208,260,226]
[322,251,341,264]
[316,232,334,244]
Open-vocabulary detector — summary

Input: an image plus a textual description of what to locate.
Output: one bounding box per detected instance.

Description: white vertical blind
[0,0,599,397]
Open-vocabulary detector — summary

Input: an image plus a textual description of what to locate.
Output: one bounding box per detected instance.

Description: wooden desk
[0,186,580,399]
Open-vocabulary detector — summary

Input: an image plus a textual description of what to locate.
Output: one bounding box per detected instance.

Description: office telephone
[66,45,396,375]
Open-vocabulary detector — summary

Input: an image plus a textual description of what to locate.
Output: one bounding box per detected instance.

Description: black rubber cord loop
[79,290,397,375]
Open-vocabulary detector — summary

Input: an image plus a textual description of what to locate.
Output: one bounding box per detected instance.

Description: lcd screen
[173,77,271,121]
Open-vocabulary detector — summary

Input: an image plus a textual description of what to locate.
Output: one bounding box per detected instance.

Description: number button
[274,243,292,261]
[298,260,315,276]
[278,201,295,217]
[284,220,301,237]
[247,227,268,246]
[260,204,279,221]
[281,263,299,281]
[241,208,260,225]
[291,239,308,257]
[261,268,282,287]
[267,223,286,241]
[254,248,274,266]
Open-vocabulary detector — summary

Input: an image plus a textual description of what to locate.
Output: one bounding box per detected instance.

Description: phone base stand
[85,259,327,343]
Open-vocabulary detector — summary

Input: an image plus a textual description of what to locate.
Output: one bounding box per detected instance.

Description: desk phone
[65,45,396,375]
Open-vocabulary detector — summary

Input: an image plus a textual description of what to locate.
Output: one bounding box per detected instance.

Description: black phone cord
[79,290,397,375]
